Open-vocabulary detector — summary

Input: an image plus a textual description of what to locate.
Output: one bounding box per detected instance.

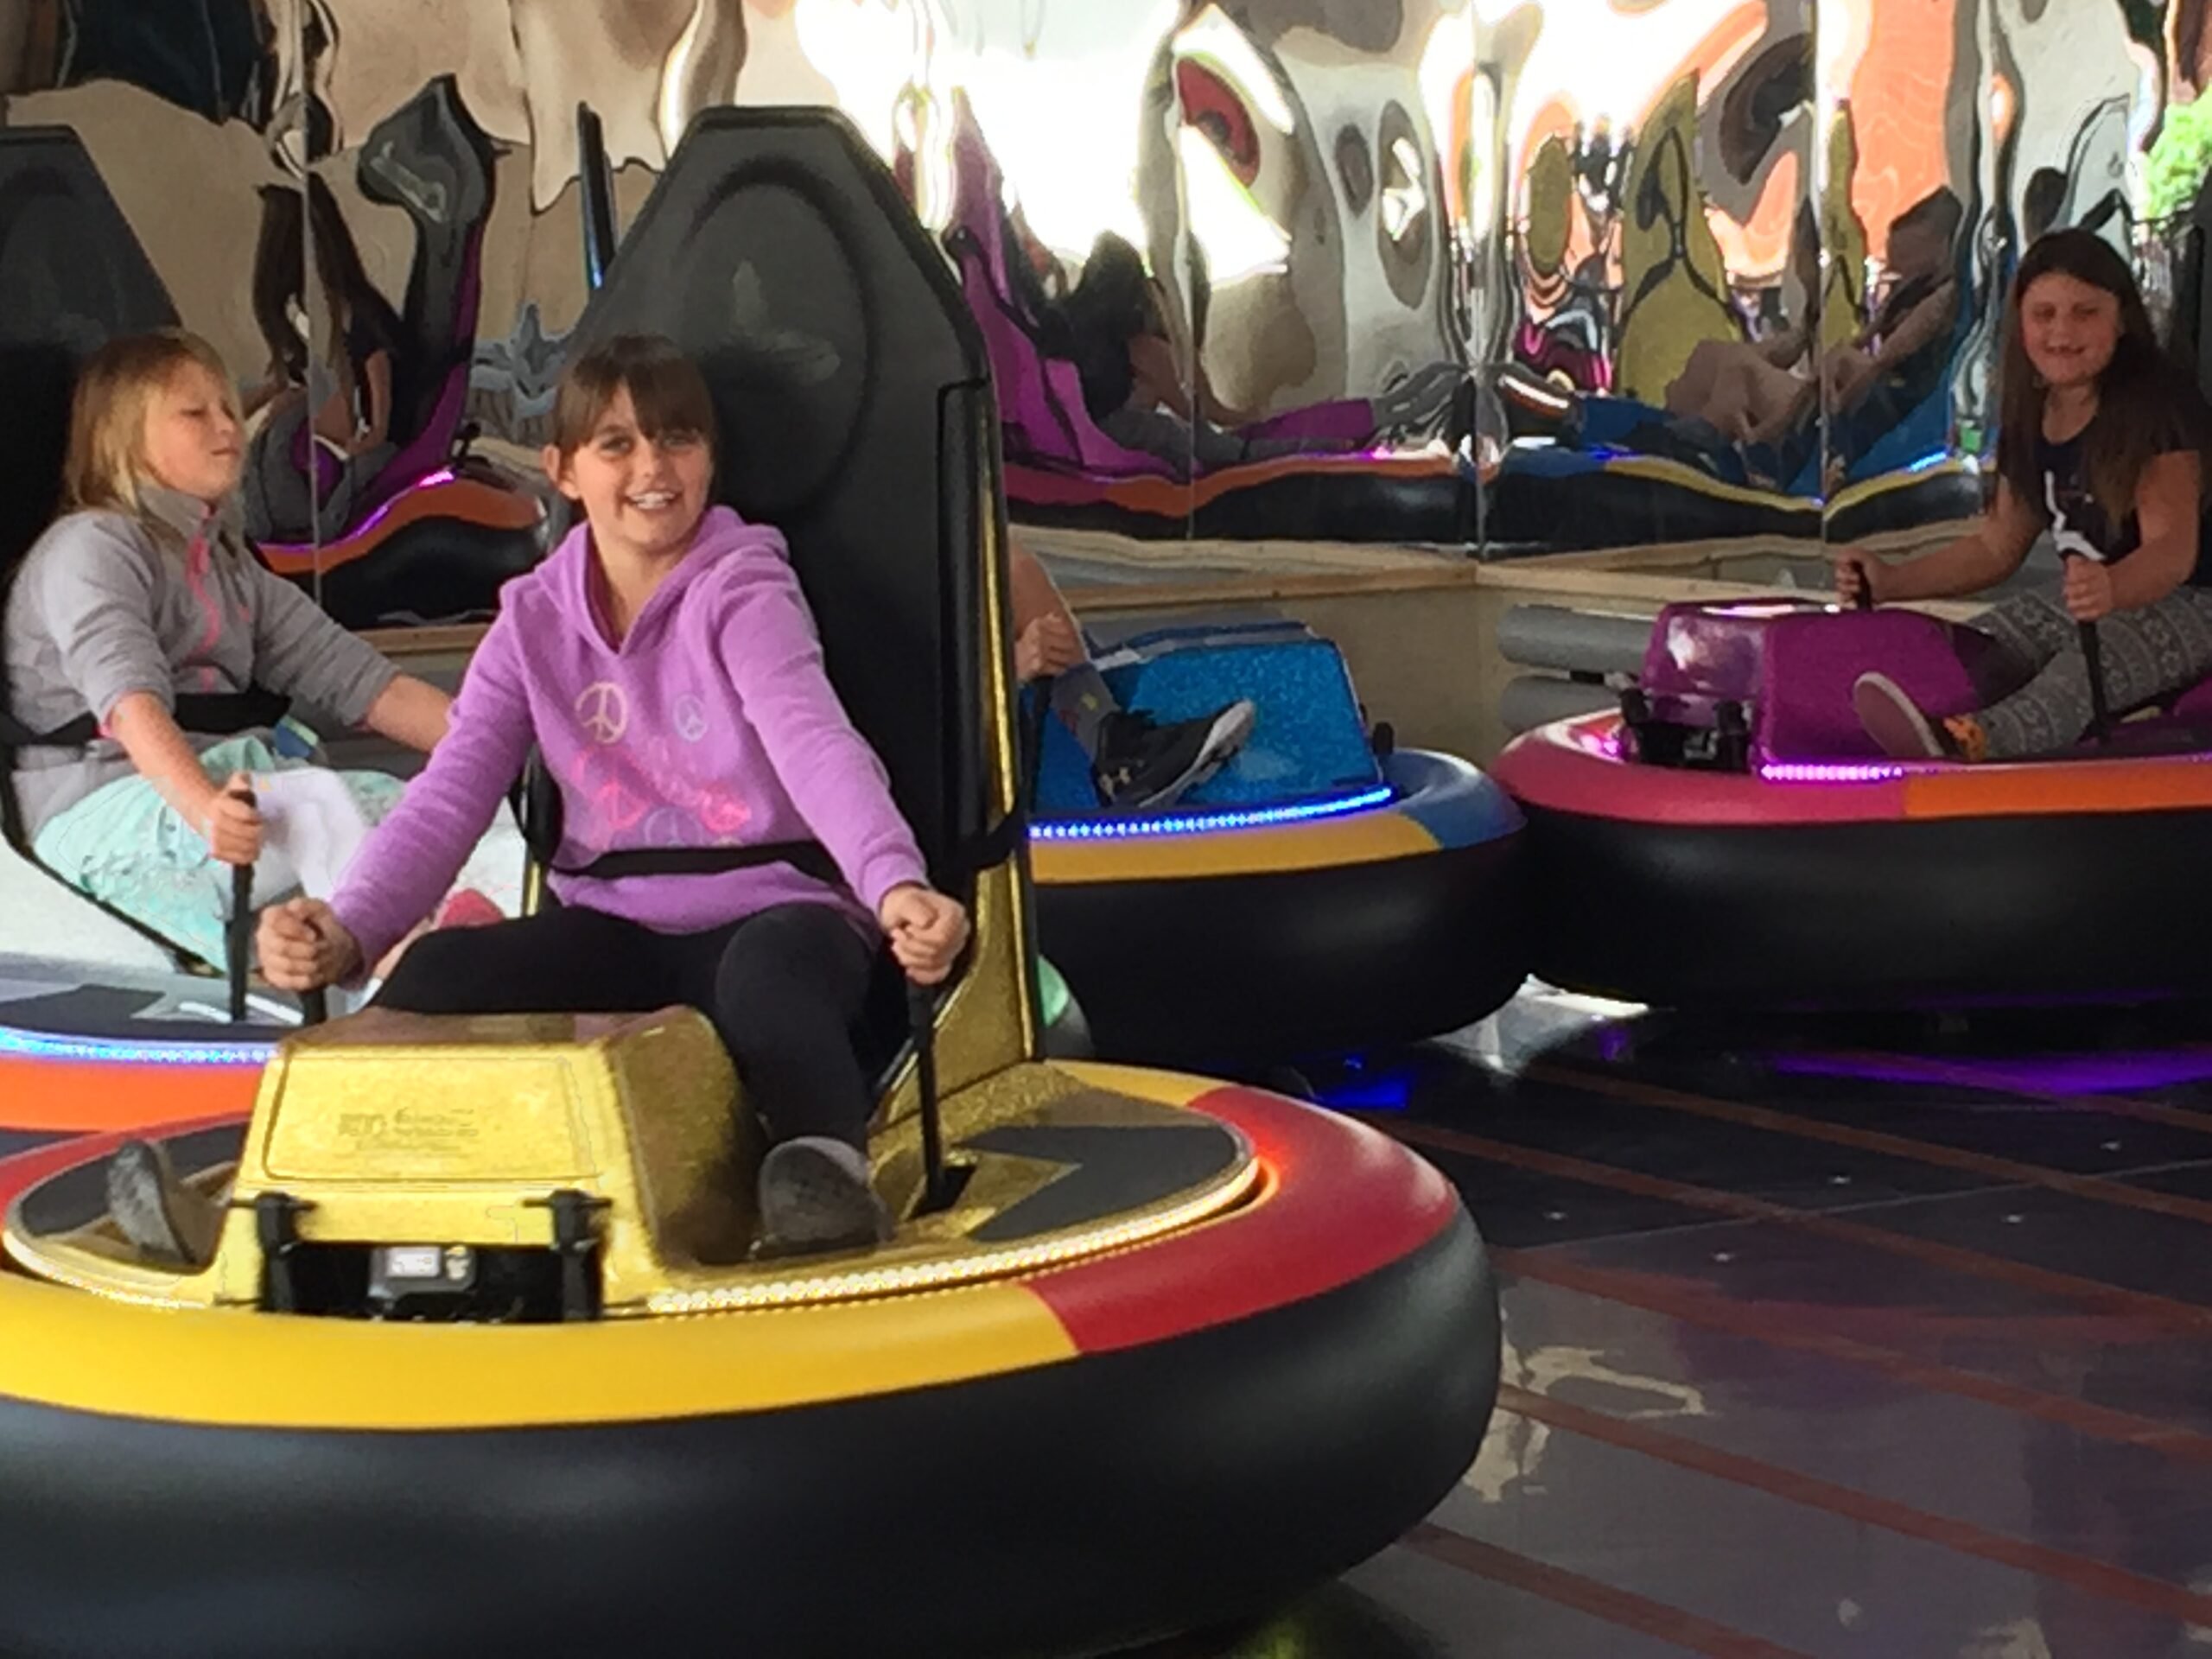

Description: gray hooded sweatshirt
[3,485,397,835]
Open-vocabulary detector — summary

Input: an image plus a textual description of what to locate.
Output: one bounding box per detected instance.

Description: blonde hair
[64,330,239,516]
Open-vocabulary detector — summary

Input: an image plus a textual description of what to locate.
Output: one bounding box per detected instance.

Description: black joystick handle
[2065,556,2113,748]
[222,786,327,1027]
[910,980,949,1213]
[2079,613,2111,747]
[226,790,256,1024]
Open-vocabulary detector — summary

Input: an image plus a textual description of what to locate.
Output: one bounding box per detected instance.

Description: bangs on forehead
[552,334,717,454]
[161,350,238,406]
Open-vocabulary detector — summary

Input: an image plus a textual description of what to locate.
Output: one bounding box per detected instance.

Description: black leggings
[375,902,880,1149]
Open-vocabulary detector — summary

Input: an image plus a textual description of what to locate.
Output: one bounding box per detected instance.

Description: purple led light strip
[1757,760,1910,784]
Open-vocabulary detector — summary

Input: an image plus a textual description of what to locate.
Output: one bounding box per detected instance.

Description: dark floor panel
[1436,1404,2195,1659]
[1398,1143,1728,1249]
[1530,1210,2212,1439]
[1296,998,2212,1659]
[1498,1274,2212,1570]
[1442,1006,2212,1178]
[2120,1162,2212,1200]
[1375,1065,2005,1213]
[1367,1034,2212,1308]
[1849,1182,2212,1308]
[1399,1106,2212,1318]
[1544,1052,2212,1175]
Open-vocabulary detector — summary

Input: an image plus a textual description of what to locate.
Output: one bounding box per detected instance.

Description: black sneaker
[755,1136,891,1259]
[1093,700,1257,810]
[106,1139,223,1268]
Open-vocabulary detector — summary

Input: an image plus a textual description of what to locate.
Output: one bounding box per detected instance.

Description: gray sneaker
[106,1139,224,1268]
[756,1136,891,1258]
[1853,671,1952,759]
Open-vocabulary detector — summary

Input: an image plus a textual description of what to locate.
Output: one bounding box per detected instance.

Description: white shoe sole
[1852,673,1945,759]
[1133,701,1258,810]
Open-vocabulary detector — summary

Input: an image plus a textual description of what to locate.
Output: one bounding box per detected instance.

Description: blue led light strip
[0,1023,274,1067]
[1033,783,1395,842]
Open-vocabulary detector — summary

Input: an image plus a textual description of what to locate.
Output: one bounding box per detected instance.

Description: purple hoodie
[332,506,928,969]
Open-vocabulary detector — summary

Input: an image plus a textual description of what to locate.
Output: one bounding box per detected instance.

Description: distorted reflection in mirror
[2,0,2206,567]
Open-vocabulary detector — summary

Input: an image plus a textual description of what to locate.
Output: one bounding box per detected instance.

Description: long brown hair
[1995,229,2204,519]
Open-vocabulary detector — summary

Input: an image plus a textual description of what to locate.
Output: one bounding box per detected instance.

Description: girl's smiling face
[141,361,245,503]
[2019,270,2121,392]
[544,385,714,563]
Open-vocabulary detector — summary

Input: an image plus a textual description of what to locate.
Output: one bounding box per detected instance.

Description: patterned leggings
[1973,586,2212,758]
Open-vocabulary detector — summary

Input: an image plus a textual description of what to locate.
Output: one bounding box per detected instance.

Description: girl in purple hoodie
[196,334,966,1262]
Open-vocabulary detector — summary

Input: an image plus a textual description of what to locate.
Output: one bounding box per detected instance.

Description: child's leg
[1663,338,1725,417]
[1972,591,2075,681]
[373,905,682,1019]
[1973,588,2212,758]
[32,736,296,968]
[1744,367,1819,447]
[1697,356,1764,442]
[694,904,878,1150]
[1048,664,1122,756]
[703,904,885,1255]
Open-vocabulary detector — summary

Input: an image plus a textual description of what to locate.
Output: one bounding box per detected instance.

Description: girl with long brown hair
[1839,229,2212,759]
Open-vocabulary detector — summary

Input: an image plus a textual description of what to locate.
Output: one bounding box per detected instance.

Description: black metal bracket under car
[254,1192,315,1313]
[527,1188,612,1322]
[1618,687,1751,772]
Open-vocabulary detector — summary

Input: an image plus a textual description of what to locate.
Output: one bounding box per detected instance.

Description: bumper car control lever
[225,788,328,1027]
[253,1191,315,1313]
